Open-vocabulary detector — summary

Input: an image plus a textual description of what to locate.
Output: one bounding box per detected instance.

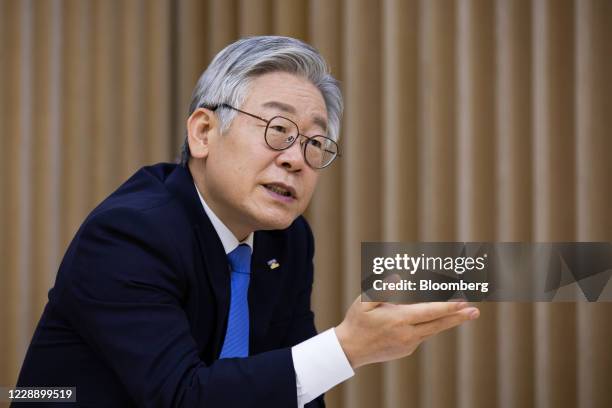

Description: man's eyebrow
[262,101,328,133]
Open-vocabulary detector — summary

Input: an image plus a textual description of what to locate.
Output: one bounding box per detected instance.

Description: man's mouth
[263,183,296,198]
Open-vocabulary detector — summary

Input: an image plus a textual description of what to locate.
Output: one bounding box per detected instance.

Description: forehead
[242,72,328,131]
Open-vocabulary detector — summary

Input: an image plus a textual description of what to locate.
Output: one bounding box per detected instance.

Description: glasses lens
[305,136,338,168]
[265,117,299,150]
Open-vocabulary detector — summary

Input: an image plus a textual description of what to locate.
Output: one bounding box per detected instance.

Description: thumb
[356,294,382,311]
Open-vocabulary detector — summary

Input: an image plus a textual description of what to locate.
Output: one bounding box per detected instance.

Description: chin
[255,212,297,231]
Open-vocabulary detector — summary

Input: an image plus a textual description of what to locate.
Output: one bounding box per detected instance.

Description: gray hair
[180,36,343,165]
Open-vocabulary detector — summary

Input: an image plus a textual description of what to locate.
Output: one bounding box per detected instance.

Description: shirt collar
[194,182,254,255]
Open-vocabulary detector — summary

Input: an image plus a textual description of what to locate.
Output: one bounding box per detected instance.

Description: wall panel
[308,0,345,406]
[495,0,535,406]
[381,0,420,407]
[455,2,497,408]
[418,1,458,407]
[532,2,577,408]
[143,0,173,163]
[342,1,382,407]
[31,0,62,324]
[60,0,94,247]
[575,1,612,408]
[2,0,34,382]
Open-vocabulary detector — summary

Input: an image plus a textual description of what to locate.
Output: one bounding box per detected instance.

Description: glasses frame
[201,103,341,169]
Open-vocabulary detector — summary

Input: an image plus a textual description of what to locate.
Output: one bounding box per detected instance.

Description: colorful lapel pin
[267,259,280,270]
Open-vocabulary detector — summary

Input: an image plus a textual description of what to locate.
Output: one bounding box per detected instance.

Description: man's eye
[309,139,323,149]
[271,125,287,133]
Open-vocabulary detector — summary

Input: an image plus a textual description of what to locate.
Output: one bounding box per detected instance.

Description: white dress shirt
[194,184,354,406]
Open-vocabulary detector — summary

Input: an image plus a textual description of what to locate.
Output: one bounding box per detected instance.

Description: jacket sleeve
[56,207,297,408]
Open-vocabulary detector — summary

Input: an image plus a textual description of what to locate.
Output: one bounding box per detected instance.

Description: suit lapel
[194,225,232,358]
[165,165,231,358]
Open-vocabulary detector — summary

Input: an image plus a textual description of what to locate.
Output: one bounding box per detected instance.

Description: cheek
[300,175,319,205]
[206,156,246,200]
[211,141,256,187]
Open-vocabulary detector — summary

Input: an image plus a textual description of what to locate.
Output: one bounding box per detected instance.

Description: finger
[401,301,470,324]
[415,307,480,338]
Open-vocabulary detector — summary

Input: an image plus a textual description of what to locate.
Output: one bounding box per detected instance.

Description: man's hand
[334,297,479,369]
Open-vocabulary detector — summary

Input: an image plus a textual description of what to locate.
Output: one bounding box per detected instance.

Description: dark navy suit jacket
[15,163,324,407]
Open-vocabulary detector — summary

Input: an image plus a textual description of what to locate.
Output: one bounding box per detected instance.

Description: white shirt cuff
[291,327,355,407]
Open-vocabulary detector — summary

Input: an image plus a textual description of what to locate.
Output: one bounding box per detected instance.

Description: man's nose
[276,138,306,171]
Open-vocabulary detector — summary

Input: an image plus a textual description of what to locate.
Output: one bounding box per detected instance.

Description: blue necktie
[219,244,252,358]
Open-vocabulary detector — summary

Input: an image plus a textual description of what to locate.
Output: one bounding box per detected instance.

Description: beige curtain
[1,1,610,407]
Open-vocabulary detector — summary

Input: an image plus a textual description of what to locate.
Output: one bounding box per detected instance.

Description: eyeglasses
[202,103,341,169]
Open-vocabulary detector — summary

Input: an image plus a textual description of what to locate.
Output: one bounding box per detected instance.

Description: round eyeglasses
[202,103,341,169]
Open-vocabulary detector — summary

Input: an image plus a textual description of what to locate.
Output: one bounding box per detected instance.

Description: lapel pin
[267,259,280,270]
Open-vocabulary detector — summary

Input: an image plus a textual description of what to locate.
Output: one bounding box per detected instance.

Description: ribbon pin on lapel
[267,259,280,270]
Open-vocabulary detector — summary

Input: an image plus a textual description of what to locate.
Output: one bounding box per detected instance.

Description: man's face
[189,71,327,239]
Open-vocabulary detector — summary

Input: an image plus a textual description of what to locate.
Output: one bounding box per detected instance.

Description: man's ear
[186,108,218,159]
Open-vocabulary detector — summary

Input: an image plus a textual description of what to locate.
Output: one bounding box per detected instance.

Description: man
[16,36,479,407]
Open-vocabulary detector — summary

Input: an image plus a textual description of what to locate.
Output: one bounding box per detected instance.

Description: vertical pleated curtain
[0,1,610,407]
